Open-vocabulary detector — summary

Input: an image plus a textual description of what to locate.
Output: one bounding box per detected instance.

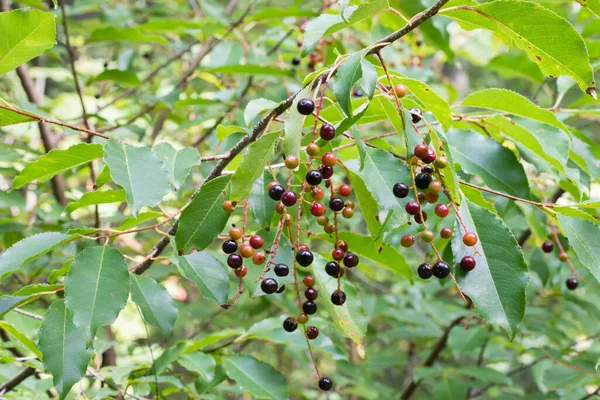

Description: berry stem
[311,81,329,142]
[376,52,405,128]
[241,197,249,240]
[256,213,286,282]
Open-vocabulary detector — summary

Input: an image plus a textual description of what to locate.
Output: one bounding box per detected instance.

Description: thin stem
[459,180,555,208]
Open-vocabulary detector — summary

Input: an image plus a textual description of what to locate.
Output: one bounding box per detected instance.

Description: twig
[0,367,36,395]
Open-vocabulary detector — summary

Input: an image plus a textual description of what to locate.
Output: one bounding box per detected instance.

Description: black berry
[422,165,434,174]
[319,123,335,140]
[302,300,317,314]
[261,278,278,294]
[343,253,359,268]
[542,241,554,253]
[422,148,437,164]
[410,108,422,123]
[319,377,333,391]
[325,261,341,277]
[331,290,346,306]
[292,57,300,66]
[306,170,323,186]
[305,287,318,301]
[320,165,334,179]
[405,201,420,215]
[566,278,578,290]
[307,325,319,339]
[432,261,450,279]
[393,183,409,198]
[329,197,344,212]
[269,184,285,200]
[274,263,290,277]
[281,191,297,207]
[415,173,432,190]
[277,284,286,293]
[222,240,238,254]
[297,98,315,115]
[283,317,298,332]
[460,256,476,271]
[227,254,243,269]
[418,263,433,279]
[296,250,314,267]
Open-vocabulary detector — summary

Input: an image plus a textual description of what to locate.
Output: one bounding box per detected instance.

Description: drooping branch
[0,367,37,395]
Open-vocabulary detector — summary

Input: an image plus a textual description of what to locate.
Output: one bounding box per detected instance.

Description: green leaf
[216,124,245,141]
[0,321,42,359]
[39,299,92,400]
[87,26,168,44]
[175,175,231,252]
[65,189,126,214]
[430,128,460,202]
[283,86,311,159]
[230,131,281,203]
[222,354,288,400]
[401,77,452,130]
[202,65,292,76]
[64,246,130,341]
[360,59,377,99]
[452,200,528,339]
[244,98,278,127]
[348,171,381,239]
[334,52,364,116]
[447,130,530,199]
[577,0,600,18]
[312,253,368,357]
[249,170,275,229]
[88,69,140,86]
[0,9,56,76]
[173,251,229,305]
[153,142,201,190]
[461,89,569,132]
[12,143,104,189]
[94,165,112,188]
[0,283,62,317]
[444,1,595,93]
[486,53,546,83]
[556,215,600,283]
[0,107,37,126]
[0,232,72,282]
[103,139,170,217]
[131,274,178,338]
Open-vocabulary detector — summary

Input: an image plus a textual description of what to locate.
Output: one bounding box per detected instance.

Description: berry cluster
[222,227,266,279]
[541,240,579,290]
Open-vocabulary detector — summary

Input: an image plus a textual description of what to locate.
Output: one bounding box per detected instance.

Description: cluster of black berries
[222,228,266,279]
[541,240,579,290]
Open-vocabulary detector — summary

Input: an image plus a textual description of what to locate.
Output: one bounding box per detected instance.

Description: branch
[517,188,566,246]
[0,367,36,395]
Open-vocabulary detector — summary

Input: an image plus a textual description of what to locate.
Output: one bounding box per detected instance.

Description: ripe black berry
[296,250,314,267]
[319,123,335,140]
[305,287,318,301]
[319,377,333,391]
[306,170,323,186]
[274,263,290,277]
[542,241,554,253]
[331,290,346,306]
[325,261,341,277]
[261,278,278,294]
[422,148,437,164]
[297,98,315,115]
[414,211,428,224]
[393,183,409,198]
[566,278,578,290]
[329,197,344,212]
[291,57,300,66]
[415,173,432,190]
[320,165,334,179]
[460,256,476,271]
[410,108,422,123]
[269,184,285,200]
[343,253,359,268]
[417,263,433,279]
[432,261,450,279]
[227,254,243,269]
[422,165,434,174]
[281,191,297,207]
[277,285,286,293]
[307,325,319,339]
[283,317,298,332]
[303,300,317,314]
[222,240,238,254]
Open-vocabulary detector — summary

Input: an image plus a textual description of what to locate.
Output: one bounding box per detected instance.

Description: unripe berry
[463,232,478,247]
[306,143,320,156]
[429,180,442,193]
[421,230,434,243]
[317,215,329,226]
[393,83,408,98]
[401,234,415,247]
[240,244,254,258]
[324,223,335,233]
[311,187,325,201]
[234,265,248,278]
[229,227,242,240]
[414,143,429,159]
[252,251,266,265]
[303,275,315,287]
[440,228,453,239]
[342,207,354,218]
[559,252,569,262]
[284,155,299,169]
[321,152,337,167]
[297,313,309,324]
[425,192,439,204]
[339,184,352,197]
[249,235,264,249]
[434,156,448,169]
[222,200,235,212]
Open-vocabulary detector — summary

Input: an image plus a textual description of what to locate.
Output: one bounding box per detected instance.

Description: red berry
[303,275,315,287]
[339,184,352,197]
[240,244,254,258]
[321,152,337,167]
[281,191,297,207]
[422,148,437,164]
[332,248,344,261]
[393,83,408,98]
[234,266,248,278]
[249,235,264,249]
[401,234,415,247]
[405,201,420,215]
[463,232,478,247]
[336,240,348,252]
[541,241,554,253]
[252,251,266,265]
[319,123,335,140]
[440,228,453,239]
[414,143,429,159]
[435,204,449,218]
[310,202,325,216]
[460,256,476,271]
[312,187,325,201]
[414,211,428,224]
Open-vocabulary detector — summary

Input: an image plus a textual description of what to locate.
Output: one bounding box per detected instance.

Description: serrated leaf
[131,274,178,338]
[444,1,595,93]
[38,299,92,400]
[0,107,37,126]
[12,143,104,189]
[447,130,530,199]
[230,131,281,203]
[461,88,569,132]
[283,86,311,159]
[360,59,377,99]
[486,53,545,83]
[0,321,42,359]
[222,354,288,400]
[348,170,381,238]
[103,139,170,217]
[173,251,229,305]
[556,214,600,283]
[153,142,201,190]
[0,283,62,317]
[65,189,126,214]
[0,9,56,76]
[401,77,452,130]
[334,52,364,116]
[0,232,73,282]
[249,170,275,229]
[452,200,528,339]
[175,175,231,252]
[244,98,278,127]
[64,246,130,341]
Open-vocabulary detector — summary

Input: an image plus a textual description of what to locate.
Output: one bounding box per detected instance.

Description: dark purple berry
[276,284,286,293]
[269,184,285,201]
[418,263,433,279]
[320,165,334,179]
[305,287,318,301]
[274,263,290,277]
[319,377,333,391]
[227,254,243,269]
[261,278,278,294]
[542,241,554,253]
[319,123,335,140]
[410,108,422,123]
[566,278,578,290]
[297,98,315,115]
[283,317,298,332]
[296,250,314,267]
[460,256,476,271]
[306,170,323,186]
[302,300,317,314]
[343,253,359,268]
[331,290,346,306]
[415,173,432,190]
[422,148,437,164]
[432,261,450,279]
[281,191,297,207]
[325,261,340,277]
[291,57,300,66]
[222,240,238,254]
[307,325,319,339]
[422,165,434,174]
[329,197,344,212]
[405,201,420,215]
[393,183,409,198]
[414,211,428,224]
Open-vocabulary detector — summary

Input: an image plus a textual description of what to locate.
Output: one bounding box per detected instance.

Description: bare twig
[0,367,36,395]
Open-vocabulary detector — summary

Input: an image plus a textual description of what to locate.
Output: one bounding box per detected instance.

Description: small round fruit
[393,83,408,98]
[429,180,442,193]
[317,215,329,226]
[414,211,428,224]
[434,156,449,169]
[303,301,317,315]
[405,201,421,215]
[331,290,346,306]
[422,165,434,174]
[310,202,325,217]
[234,266,248,278]
[410,108,423,123]
[240,244,254,258]
[296,250,314,267]
[305,287,318,301]
[222,240,238,254]
[566,278,579,290]
[249,235,264,249]
[229,227,242,240]
[297,98,315,115]
[319,123,336,140]
[330,197,344,212]
[274,263,290,277]
[463,232,478,247]
[421,230,434,243]
[332,248,344,261]
[306,170,323,186]
[542,241,554,253]
[318,377,333,391]
[345,200,355,209]
[339,184,352,197]
[342,207,354,219]
[291,57,300,66]
[460,256,476,271]
[432,261,450,279]
[440,228,453,239]
[303,275,315,287]
[284,213,294,226]
[417,263,433,280]
[435,204,449,218]
[306,143,320,156]
[417,192,427,204]
[222,200,234,212]
[283,317,298,332]
[414,143,429,159]
[324,223,335,234]
[415,173,432,190]
[261,278,278,294]
[269,184,285,200]
[285,155,299,169]
[298,244,310,251]
[422,148,437,164]
[322,152,337,167]
[281,191,298,207]
[336,240,348,252]
[312,187,325,201]
[425,192,439,204]
[401,234,415,248]
[252,251,266,265]
[227,254,243,269]
[559,252,569,262]
[306,325,319,339]
[325,261,341,277]
[320,165,334,179]
[275,202,285,214]
[393,183,410,198]
[343,253,359,268]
